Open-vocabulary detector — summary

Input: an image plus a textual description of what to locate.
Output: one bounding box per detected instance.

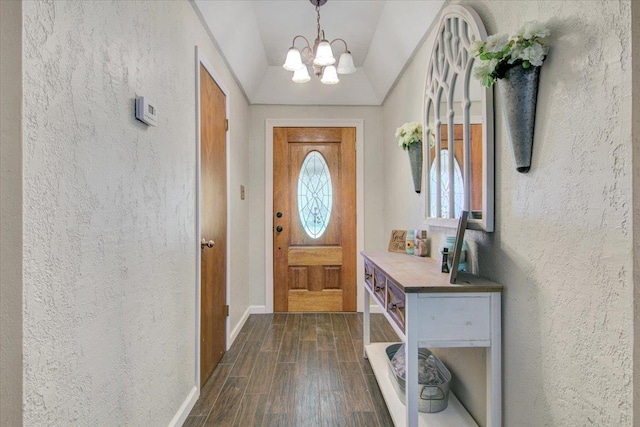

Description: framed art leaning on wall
[449,210,469,284]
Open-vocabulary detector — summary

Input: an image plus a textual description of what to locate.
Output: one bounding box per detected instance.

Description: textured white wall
[633,0,640,421]
[383,1,634,425]
[21,0,250,424]
[383,26,431,232]
[247,105,385,307]
[0,1,23,425]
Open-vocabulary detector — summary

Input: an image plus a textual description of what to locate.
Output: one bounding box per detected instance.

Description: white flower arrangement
[396,122,423,150]
[472,20,550,88]
[396,122,436,150]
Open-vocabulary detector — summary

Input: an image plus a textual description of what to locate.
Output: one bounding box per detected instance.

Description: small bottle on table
[441,248,450,273]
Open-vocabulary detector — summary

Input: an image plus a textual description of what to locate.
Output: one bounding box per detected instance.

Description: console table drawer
[372,268,387,306]
[386,279,405,331]
[364,259,374,292]
[416,294,491,343]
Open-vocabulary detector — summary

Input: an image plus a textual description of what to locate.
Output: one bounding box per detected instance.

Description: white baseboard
[228,305,269,349]
[249,305,267,314]
[369,304,383,314]
[168,386,198,427]
[229,305,252,347]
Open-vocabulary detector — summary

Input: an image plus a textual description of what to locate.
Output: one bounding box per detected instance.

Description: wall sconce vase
[499,65,541,173]
[407,142,423,193]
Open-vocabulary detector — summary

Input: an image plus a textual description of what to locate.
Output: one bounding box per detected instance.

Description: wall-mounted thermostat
[135,96,157,127]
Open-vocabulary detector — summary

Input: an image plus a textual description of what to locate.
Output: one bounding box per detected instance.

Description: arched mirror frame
[423,4,494,232]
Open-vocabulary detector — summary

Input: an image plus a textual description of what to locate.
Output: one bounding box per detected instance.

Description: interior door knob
[276,226,283,233]
[276,212,283,218]
[201,239,215,248]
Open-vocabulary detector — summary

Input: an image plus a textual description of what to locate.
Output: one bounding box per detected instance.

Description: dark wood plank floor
[184,313,399,427]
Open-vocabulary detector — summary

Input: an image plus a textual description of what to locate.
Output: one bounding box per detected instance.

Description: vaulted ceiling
[193,0,445,105]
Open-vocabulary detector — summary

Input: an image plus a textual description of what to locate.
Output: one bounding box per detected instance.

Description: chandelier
[282,0,356,85]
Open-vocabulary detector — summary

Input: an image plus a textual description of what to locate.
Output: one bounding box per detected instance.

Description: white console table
[361,251,502,427]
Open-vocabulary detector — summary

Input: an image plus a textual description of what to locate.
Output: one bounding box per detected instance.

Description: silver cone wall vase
[499,65,541,173]
[407,142,422,193]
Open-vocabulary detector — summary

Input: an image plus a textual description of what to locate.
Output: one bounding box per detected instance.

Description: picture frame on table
[449,210,469,284]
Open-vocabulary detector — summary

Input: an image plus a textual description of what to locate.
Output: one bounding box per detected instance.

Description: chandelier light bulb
[320,65,339,85]
[292,66,311,83]
[336,51,356,74]
[283,47,303,71]
[313,40,335,66]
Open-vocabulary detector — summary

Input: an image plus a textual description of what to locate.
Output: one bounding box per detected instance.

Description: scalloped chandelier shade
[282,0,356,85]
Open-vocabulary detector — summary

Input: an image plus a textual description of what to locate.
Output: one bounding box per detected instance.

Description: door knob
[276,212,283,218]
[276,226,283,233]
[201,239,215,248]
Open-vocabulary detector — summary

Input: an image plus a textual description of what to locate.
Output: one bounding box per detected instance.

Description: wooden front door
[273,127,356,312]
[200,64,227,386]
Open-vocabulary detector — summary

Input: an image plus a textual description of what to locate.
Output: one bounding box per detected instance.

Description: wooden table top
[361,251,503,293]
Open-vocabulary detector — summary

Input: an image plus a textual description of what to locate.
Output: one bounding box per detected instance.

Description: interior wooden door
[200,64,227,387]
[273,127,356,312]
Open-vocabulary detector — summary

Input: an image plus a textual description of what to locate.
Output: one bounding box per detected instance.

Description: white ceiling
[193,0,446,105]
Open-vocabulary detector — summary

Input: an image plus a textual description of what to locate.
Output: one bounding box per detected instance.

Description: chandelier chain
[316,3,321,40]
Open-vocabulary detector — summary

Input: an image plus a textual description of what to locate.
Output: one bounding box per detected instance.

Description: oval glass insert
[430,149,464,218]
[297,151,333,239]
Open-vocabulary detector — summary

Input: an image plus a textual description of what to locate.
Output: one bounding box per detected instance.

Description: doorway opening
[273,127,356,312]
[265,119,365,314]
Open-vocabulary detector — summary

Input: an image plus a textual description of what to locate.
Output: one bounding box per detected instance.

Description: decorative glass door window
[430,149,464,218]
[297,151,333,238]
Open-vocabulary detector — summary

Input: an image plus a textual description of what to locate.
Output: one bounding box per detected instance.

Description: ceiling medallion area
[282,0,356,85]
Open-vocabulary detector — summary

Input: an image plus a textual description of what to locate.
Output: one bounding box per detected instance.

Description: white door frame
[265,119,365,313]
[194,46,231,391]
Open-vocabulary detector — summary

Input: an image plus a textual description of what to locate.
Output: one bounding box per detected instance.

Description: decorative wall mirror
[424,5,494,231]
